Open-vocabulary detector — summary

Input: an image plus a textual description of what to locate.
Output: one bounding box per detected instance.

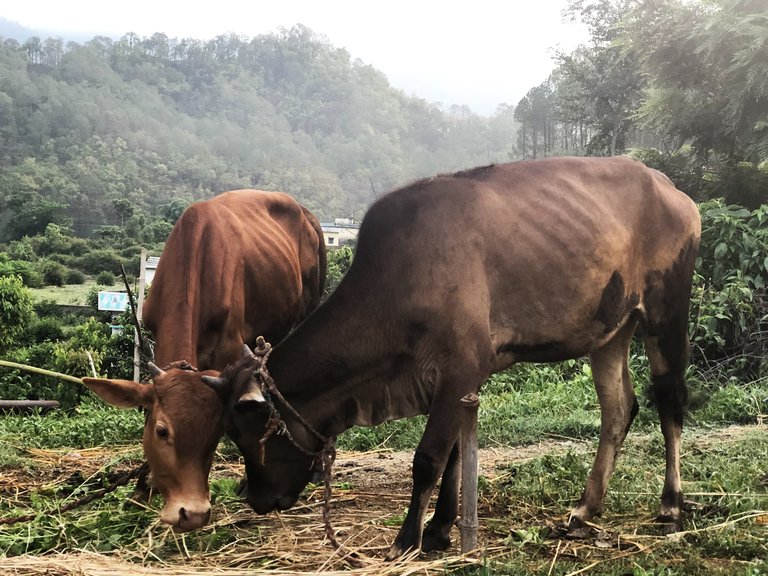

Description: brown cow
[82,189,326,531]
[210,157,701,558]
[143,189,327,370]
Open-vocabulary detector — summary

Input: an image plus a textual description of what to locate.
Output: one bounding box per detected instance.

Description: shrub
[66,269,86,284]
[96,271,115,285]
[325,245,354,297]
[0,257,43,288]
[697,200,768,290]
[73,249,123,275]
[33,299,63,318]
[0,275,34,350]
[39,259,67,287]
[25,317,65,343]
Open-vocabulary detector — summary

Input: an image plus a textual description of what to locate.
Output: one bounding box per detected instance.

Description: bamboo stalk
[0,359,84,384]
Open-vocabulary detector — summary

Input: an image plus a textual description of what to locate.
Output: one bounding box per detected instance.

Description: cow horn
[242,344,256,359]
[147,362,165,378]
[201,375,225,391]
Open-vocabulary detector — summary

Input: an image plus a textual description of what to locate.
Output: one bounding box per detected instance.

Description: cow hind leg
[569,319,639,530]
[640,242,696,532]
[642,329,689,533]
[422,441,460,552]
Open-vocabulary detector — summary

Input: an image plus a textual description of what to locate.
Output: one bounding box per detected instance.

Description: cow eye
[156,425,169,439]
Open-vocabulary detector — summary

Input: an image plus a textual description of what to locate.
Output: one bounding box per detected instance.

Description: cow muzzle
[246,491,299,515]
[161,501,212,531]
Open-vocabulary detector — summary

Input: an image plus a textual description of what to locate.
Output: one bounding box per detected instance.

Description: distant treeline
[0,25,519,242]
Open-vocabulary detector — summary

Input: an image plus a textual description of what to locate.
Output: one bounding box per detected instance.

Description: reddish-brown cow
[83,189,325,531]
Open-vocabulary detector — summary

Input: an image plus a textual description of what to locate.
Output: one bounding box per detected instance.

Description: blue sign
[98,291,129,312]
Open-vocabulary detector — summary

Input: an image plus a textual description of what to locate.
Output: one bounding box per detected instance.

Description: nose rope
[250,338,359,566]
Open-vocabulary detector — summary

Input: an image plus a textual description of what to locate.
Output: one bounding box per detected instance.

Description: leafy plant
[0,275,34,351]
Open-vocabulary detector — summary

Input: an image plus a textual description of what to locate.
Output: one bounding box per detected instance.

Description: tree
[626,0,768,164]
[556,0,645,156]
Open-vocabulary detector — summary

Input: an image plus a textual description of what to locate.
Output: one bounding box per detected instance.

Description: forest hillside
[0,24,519,241]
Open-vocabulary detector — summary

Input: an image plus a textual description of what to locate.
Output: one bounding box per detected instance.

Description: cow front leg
[385,450,442,560]
[385,404,462,560]
[422,442,460,552]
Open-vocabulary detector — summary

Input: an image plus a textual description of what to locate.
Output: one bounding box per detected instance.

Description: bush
[95,271,115,285]
[24,317,65,343]
[697,200,768,289]
[66,269,86,284]
[325,245,354,297]
[74,249,124,275]
[33,299,63,318]
[689,200,768,380]
[0,257,43,288]
[39,259,67,287]
[0,275,34,350]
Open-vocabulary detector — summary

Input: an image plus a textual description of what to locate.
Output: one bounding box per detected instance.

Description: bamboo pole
[459,392,480,554]
[0,400,59,413]
[134,249,148,382]
[0,359,83,384]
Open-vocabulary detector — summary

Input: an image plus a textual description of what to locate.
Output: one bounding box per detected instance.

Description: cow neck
[265,290,431,438]
[152,288,202,369]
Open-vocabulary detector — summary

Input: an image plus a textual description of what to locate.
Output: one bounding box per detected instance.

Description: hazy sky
[2,0,589,115]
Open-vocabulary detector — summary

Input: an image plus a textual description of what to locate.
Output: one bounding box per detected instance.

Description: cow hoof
[421,528,451,553]
[656,514,682,535]
[236,477,248,497]
[565,514,597,540]
[384,541,417,561]
[566,513,587,532]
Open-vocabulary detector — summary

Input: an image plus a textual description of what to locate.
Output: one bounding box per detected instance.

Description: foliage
[38,258,66,287]
[23,317,65,343]
[324,245,354,297]
[65,268,86,284]
[0,253,43,287]
[688,200,768,378]
[0,274,34,350]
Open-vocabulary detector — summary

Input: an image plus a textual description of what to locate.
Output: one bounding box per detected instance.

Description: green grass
[28,279,124,306]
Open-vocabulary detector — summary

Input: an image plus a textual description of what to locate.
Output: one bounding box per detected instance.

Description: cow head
[82,363,224,531]
[202,346,318,515]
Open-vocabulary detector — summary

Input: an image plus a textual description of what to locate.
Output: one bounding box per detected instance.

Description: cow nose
[176,506,211,531]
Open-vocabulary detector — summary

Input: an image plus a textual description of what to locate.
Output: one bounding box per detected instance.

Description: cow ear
[82,377,155,409]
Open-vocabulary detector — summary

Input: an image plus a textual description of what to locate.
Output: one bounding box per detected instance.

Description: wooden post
[459,392,480,554]
[134,249,148,382]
